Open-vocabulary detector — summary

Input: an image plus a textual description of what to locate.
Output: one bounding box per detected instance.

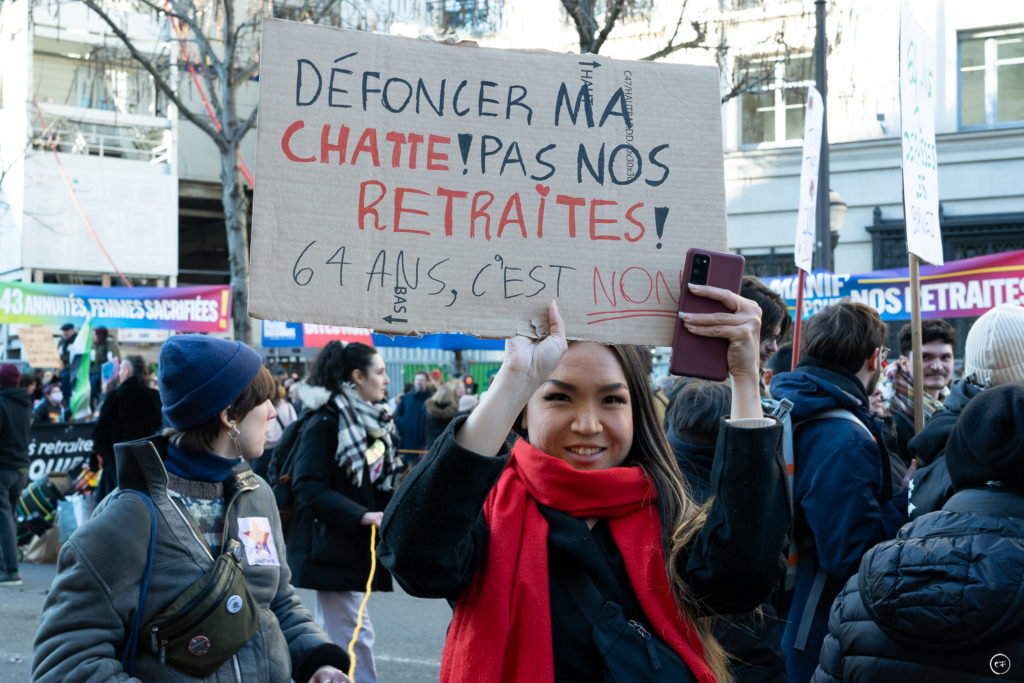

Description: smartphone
[668,248,745,381]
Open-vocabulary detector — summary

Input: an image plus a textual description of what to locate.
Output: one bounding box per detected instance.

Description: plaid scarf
[882,364,945,422]
[334,384,399,490]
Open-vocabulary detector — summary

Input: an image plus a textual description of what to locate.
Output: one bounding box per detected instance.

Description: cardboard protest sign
[17,326,61,368]
[250,21,727,345]
[899,4,943,265]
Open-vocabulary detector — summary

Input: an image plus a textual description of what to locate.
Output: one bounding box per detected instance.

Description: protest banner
[762,249,1024,321]
[250,21,727,345]
[17,326,61,368]
[0,282,231,332]
[27,422,95,482]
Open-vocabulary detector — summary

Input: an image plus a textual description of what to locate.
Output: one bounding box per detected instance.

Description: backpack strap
[786,406,882,650]
[793,567,829,651]
[109,488,157,677]
[799,407,874,440]
[762,398,798,591]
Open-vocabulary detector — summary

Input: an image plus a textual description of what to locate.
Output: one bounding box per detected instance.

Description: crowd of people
[0,281,1020,681]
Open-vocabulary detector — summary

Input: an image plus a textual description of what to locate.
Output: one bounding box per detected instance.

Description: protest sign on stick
[249,21,728,345]
[791,87,824,369]
[900,2,942,432]
[899,5,942,268]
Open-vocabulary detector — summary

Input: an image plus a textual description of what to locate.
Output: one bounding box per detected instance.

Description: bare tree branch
[312,0,344,25]
[234,59,260,84]
[232,18,260,45]
[163,0,226,76]
[591,0,626,54]
[238,105,259,139]
[79,0,221,142]
[640,20,706,61]
[560,0,597,53]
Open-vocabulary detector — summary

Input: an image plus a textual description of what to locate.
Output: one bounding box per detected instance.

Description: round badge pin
[226,595,243,614]
[188,635,211,657]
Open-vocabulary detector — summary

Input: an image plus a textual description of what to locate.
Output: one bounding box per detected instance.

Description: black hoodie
[0,386,32,470]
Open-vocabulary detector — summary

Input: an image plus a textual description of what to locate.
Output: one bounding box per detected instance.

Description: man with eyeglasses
[768,301,909,683]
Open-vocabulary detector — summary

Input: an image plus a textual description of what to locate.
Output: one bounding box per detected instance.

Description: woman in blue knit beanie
[33,335,353,683]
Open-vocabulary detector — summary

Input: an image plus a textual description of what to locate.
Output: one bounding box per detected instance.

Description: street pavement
[0,560,450,682]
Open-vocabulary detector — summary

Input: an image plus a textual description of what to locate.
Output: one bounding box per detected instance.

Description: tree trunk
[220,142,252,345]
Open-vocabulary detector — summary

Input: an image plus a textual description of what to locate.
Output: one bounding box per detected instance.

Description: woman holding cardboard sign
[379,286,788,682]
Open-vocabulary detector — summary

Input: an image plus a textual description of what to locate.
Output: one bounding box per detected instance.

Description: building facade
[2,0,1020,365]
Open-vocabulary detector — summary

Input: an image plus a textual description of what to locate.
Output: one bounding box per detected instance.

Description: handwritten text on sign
[899,5,943,265]
[250,22,727,344]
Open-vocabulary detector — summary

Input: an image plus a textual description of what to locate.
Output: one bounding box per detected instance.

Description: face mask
[51,392,63,403]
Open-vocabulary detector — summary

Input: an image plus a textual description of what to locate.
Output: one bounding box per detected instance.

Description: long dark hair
[607,345,729,682]
[512,343,728,680]
[308,341,379,393]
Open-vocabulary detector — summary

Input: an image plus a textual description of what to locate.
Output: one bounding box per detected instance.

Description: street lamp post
[829,190,847,250]
[814,0,833,272]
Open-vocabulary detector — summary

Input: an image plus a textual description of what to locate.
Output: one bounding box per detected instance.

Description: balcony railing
[29,102,172,165]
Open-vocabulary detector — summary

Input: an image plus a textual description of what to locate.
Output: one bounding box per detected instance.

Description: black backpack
[266,407,321,538]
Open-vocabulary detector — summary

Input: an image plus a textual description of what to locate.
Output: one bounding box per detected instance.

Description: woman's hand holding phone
[679,283,764,419]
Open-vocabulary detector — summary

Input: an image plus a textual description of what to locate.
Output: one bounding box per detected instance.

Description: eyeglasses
[879,346,890,364]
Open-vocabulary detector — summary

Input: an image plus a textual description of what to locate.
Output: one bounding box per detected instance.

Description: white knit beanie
[964,304,1024,386]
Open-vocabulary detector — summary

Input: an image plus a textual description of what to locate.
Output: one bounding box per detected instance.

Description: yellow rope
[347,524,377,681]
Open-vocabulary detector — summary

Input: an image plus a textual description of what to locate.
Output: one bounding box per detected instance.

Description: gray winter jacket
[32,435,348,683]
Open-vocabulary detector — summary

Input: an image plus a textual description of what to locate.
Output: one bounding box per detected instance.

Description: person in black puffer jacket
[813,383,1024,683]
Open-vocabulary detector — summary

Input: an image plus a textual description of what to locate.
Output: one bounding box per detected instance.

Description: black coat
[0,387,32,470]
[668,429,789,683]
[906,379,984,519]
[393,389,431,453]
[91,376,163,500]
[813,487,1024,683]
[286,399,393,593]
[380,416,788,681]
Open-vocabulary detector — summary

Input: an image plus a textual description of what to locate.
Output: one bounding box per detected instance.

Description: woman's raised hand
[455,301,567,456]
[503,300,569,391]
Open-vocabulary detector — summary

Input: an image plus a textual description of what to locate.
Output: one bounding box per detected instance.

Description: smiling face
[234,399,277,460]
[898,341,955,396]
[520,342,634,471]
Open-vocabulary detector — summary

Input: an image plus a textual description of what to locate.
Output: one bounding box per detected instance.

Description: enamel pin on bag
[144,539,260,677]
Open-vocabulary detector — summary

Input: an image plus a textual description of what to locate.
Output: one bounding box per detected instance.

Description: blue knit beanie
[158,335,263,430]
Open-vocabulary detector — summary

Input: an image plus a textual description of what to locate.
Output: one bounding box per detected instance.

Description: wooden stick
[792,270,806,371]
[909,254,924,433]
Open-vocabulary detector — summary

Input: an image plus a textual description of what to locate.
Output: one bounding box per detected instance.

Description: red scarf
[440,439,715,683]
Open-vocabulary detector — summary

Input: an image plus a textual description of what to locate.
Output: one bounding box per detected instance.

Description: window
[959,27,1024,128]
[738,54,814,145]
[734,249,795,277]
[429,0,500,36]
